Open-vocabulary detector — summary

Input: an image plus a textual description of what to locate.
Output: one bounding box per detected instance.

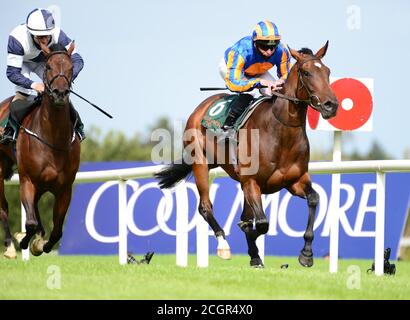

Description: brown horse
[0,42,80,258]
[156,42,338,267]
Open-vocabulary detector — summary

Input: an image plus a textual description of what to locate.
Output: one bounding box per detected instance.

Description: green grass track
[1,254,409,299]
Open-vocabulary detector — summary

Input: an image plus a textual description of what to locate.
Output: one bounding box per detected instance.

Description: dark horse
[156,42,338,267]
[0,42,80,258]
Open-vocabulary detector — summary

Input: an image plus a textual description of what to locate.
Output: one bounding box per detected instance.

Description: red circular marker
[328,78,373,130]
[307,108,320,129]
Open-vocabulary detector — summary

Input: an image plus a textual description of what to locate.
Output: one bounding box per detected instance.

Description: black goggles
[256,41,279,51]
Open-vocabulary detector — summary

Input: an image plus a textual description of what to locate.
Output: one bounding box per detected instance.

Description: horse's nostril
[324,100,338,110]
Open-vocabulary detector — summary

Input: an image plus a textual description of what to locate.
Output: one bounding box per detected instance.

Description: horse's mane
[49,43,67,52]
[298,48,314,56]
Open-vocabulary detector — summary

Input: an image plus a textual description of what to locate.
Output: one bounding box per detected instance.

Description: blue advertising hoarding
[60,162,410,259]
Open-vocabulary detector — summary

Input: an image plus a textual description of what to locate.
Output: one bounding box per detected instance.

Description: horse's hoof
[255,219,269,234]
[42,241,51,254]
[30,238,45,256]
[298,252,314,268]
[217,248,231,260]
[14,232,26,244]
[250,258,264,268]
[3,243,17,259]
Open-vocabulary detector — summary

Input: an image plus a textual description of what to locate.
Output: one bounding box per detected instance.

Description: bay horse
[0,42,80,258]
[156,41,338,267]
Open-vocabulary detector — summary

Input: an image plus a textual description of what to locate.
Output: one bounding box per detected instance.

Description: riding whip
[70,90,113,119]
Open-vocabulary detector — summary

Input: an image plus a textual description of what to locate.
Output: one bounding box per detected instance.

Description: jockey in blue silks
[218,20,291,131]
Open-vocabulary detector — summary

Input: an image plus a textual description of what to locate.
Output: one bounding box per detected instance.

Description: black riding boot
[0,119,16,145]
[222,93,254,130]
[69,103,86,142]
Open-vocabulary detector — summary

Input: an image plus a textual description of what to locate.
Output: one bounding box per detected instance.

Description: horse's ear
[315,40,329,59]
[39,42,51,56]
[67,41,75,56]
[288,46,302,61]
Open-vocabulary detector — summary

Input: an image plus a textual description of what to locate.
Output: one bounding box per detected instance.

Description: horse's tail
[155,158,193,189]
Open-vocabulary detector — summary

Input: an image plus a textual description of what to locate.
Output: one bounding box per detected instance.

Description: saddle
[201,95,272,133]
[0,96,42,139]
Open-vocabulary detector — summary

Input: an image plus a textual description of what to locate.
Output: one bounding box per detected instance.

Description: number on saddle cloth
[201,94,271,133]
[201,94,255,132]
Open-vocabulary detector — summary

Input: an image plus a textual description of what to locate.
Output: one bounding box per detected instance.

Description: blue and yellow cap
[252,20,281,44]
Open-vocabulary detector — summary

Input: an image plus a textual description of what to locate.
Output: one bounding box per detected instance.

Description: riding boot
[69,103,86,142]
[0,118,16,145]
[219,93,254,142]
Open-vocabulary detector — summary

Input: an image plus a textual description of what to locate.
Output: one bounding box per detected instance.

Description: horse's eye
[46,65,51,71]
[303,70,311,77]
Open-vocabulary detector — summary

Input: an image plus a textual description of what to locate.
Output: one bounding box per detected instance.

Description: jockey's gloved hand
[260,79,284,93]
[30,83,45,94]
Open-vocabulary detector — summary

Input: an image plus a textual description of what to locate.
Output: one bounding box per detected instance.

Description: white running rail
[7,160,410,276]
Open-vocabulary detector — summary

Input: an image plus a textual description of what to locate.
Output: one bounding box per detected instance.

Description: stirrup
[76,131,86,142]
[0,128,15,145]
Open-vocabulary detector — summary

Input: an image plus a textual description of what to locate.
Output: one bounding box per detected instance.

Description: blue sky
[1,0,410,159]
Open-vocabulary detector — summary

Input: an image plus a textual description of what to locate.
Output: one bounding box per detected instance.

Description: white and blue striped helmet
[26,8,55,36]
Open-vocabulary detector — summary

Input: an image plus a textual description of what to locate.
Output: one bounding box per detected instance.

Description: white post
[196,176,212,268]
[118,180,127,265]
[21,203,29,261]
[256,235,265,264]
[375,171,386,276]
[329,131,342,273]
[175,182,188,267]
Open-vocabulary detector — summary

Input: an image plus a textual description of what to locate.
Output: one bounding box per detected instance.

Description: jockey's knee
[12,91,29,103]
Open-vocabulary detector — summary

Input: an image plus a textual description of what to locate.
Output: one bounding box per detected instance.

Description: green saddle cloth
[201,95,270,133]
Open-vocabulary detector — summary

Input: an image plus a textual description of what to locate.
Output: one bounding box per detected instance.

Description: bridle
[43,51,73,93]
[270,57,323,109]
[296,57,323,109]
[271,57,323,128]
[20,50,76,151]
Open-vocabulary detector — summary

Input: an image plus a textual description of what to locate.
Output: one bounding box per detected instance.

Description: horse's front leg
[288,174,319,268]
[238,200,264,268]
[43,187,72,253]
[29,194,47,256]
[17,179,38,250]
[239,178,267,267]
[193,162,231,260]
[242,179,268,233]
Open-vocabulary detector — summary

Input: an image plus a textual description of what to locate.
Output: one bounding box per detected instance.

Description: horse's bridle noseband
[43,51,73,93]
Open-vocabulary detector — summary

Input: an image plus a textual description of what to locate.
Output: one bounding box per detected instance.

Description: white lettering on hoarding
[84,180,378,242]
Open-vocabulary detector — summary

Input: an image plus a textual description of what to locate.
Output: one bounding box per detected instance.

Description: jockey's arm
[225,50,260,92]
[276,45,291,80]
[6,35,34,89]
[58,30,84,80]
